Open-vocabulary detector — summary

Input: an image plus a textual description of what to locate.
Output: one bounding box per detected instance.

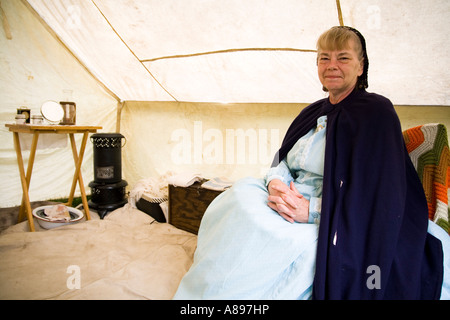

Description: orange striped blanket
[403,123,449,234]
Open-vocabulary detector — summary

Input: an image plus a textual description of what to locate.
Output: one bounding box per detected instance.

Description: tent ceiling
[26,0,450,105]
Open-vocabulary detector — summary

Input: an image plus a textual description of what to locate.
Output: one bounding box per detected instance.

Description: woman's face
[317,39,364,97]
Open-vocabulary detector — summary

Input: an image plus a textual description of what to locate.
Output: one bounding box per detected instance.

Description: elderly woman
[174,26,449,300]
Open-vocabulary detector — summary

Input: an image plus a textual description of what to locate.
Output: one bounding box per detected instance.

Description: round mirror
[41,101,64,124]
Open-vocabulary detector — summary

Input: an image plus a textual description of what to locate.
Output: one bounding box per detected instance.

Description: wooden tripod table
[5,124,102,231]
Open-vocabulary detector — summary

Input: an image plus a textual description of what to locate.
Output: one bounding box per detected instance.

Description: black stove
[88,133,128,219]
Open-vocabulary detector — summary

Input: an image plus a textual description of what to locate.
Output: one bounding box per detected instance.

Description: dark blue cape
[272,89,443,299]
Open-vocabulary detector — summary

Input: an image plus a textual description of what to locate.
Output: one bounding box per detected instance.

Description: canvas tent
[0,0,449,207]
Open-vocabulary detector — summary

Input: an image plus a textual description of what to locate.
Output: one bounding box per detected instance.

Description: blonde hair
[316,26,369,90]
[317,26,363,60]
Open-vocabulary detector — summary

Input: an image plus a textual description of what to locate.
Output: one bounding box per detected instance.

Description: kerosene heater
[88,133,128,218]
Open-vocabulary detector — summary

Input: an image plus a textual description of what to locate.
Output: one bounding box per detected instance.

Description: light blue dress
[264,115,327,224]
[173,116,328,299]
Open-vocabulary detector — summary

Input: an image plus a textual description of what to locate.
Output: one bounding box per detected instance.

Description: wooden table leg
[18,132,39,223]
[13,132,35,232]
[68,133,91,220]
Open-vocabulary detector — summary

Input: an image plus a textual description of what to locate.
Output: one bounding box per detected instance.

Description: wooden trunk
[168,181,224,234]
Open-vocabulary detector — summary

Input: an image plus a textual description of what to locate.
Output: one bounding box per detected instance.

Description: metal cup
[60,102,76,125]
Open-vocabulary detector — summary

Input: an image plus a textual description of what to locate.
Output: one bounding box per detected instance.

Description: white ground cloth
[0,205,196,300]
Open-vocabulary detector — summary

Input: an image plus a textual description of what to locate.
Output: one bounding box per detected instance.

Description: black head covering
[339,26,369,89]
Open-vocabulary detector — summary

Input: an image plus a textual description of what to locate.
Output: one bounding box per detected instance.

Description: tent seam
[141,47,317,63]
[90,0,178,102]
[21,0,120,102]
[336,0,344,26]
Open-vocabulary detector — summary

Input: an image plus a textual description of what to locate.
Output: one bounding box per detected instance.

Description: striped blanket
[403,123,450,234]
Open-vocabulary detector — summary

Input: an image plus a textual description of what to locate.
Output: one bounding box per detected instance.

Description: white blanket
[0,206,197,300]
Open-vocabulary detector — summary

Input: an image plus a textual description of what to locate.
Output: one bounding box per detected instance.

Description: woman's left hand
[267,181,309,223]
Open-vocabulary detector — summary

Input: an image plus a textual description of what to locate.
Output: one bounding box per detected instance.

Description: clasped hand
[267,179,309,223]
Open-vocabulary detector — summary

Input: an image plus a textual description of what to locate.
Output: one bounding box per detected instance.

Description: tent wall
[0,0,116,207]
[24,0,450,105]
[1,0,449,208]
[121,101,450,189]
